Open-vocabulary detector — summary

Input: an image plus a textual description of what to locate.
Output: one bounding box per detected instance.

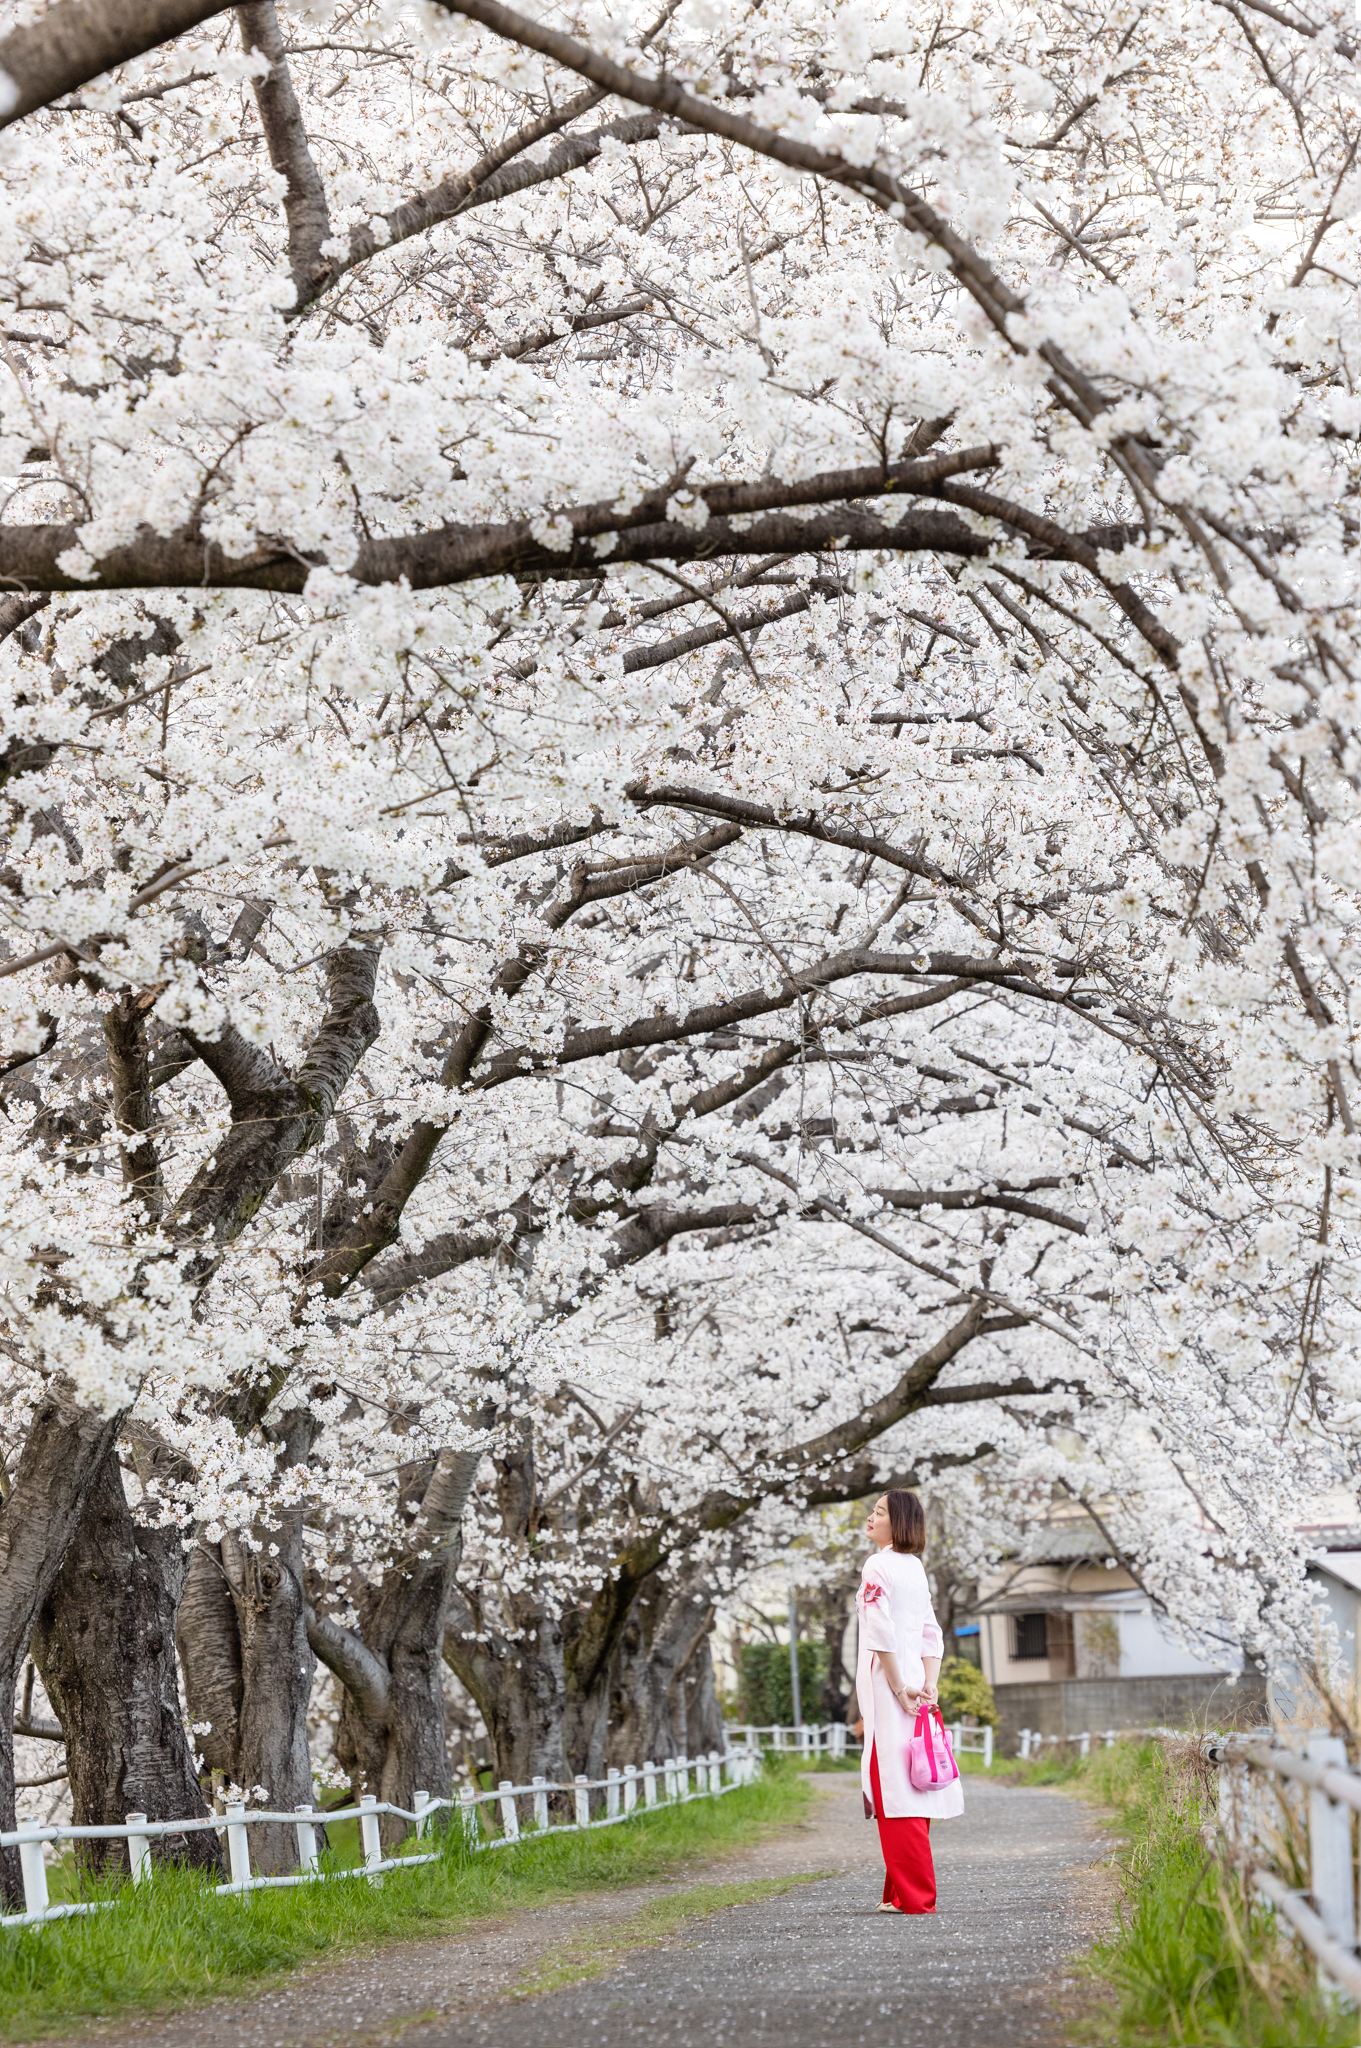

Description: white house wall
[1117,1606,1240,1680]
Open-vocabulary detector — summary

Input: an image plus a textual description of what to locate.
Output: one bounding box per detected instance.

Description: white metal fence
[951,1722,994,1766]
[1207,1731,1361,2014]
[0,1747,757,1931]
[728,1723,850,1758]
[731,1721,994,1766]
[1018,1727,1120,1759]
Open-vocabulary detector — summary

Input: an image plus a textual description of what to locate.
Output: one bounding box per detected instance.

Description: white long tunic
[857,1547,965,1820]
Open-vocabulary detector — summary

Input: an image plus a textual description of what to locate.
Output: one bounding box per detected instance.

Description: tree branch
[0,0,226,127]
[170,941,380,1281]
[305,824,741,1299]
[0,451,1003,594]
[236,0,333,302]
[304,1606,390,1722]
[103,987,164,1223]
[879,1186,1088,1234]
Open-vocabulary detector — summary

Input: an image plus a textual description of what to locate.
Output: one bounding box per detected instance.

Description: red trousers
[869,1743,936,1913]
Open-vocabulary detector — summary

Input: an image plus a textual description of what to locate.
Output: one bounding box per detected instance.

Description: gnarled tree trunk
[30,1447,220,1876]
[442,1600,572,1791]
[0,1394,124,1905]
[606,1570,721,1769]
[311,1448,477,1847]
[177,1423,320,1874]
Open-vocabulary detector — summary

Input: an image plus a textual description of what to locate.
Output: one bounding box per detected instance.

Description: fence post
[1018,1728,1030,1760]
[460,1785,479,1844]
[1080,1731,1091,1758]
[1216,1752,1251,1855]
[642,1761,658,1808]
[831,1723,846,1760]
[623,1764,638,1815]
[983,1727,994,1769]
[574,1775,591,1828]
[125,1810,152,1886]
[606,1768,621,1819]
[498,1781,520,1842]
[1305,1733,1355,1955]
[224,1801,251,1889]
[708,1749,721,1791]
[413,1789,431,1840]
[15,1813,48,1918]
[295,1804,320,1874]
[359,1793,384,1876]
[1104,1729,1115,1748]
[532,1776,550,1832]
[663,1757,676,1801]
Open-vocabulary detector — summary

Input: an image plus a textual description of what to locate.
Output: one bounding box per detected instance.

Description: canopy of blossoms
[0,0,1359,1874]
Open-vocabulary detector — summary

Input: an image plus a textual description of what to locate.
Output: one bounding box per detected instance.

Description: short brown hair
[885,1489,926,1555]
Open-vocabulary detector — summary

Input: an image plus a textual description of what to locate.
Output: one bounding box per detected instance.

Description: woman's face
[866,1497,893,1549]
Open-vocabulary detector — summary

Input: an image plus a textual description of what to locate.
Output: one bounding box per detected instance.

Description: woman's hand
[919,1683,939,1707]
[894,1684,921,1712]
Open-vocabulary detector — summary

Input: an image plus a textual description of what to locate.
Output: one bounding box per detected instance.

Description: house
[962,1516,1263,1749]
[1269,1520,1361,1731]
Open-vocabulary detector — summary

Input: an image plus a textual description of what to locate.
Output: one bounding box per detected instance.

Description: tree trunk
[176,1539,242,1781]
[314,1450,477,1847]
[443,1599,572,1790]
[561,1531,667,1777]
[30,1447,221,1876]
[0,1394,123,1905]
[222,1519,316,1871]
[675,1631,724,1758]
[177,1443,320,1876]
[604,1570,719,1769]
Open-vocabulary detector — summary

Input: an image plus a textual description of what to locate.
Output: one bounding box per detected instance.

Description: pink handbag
[906,1705,959,1791]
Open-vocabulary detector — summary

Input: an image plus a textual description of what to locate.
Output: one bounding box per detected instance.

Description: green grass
[0,1771,811,2042]
[991,1739,1356,2047]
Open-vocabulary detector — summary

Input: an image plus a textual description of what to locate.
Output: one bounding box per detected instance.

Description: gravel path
[63,1776,1112,2048]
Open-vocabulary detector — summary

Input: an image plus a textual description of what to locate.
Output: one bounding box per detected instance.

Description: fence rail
[0,1747,757,1931]
[730,1721,994,1767]
[1018,1727,1120,1759]
[728,1723,850,1757]
[1206,1729,1361,2011]
[1011,1724,1361,2009]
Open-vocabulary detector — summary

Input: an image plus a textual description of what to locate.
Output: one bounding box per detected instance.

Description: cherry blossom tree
[2,0,1361,1892]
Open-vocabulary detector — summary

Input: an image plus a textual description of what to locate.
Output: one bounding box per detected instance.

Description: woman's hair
[885,1489,927,1555]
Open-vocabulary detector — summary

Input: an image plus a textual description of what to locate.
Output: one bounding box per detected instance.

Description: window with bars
[1008,1611,1077,1672]
[1010,1612,1049,1660]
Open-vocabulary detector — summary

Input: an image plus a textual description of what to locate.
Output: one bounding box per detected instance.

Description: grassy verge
[990,1740,1355,2047]
[0,1769,811,2042]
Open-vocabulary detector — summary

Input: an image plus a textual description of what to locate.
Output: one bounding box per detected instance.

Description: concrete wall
[992,1672,1267,1750]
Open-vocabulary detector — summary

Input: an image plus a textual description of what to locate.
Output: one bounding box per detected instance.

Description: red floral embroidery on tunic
[859,1578,886,1608]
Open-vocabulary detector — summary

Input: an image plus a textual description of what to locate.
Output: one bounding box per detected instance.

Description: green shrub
[936,1657,998,1727]
[735,1640,825,1723]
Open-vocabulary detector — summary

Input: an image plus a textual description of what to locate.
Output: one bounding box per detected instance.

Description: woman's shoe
[877,1901,905,1913]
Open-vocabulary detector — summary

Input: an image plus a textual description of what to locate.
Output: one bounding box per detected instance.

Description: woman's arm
[875,1651,921,1711]
[920,1654,941,1706]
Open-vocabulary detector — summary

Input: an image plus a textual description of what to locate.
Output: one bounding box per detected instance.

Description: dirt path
[58,1776,1114,2048]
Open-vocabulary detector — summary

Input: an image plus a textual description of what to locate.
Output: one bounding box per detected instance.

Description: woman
[856,1488,964,1914]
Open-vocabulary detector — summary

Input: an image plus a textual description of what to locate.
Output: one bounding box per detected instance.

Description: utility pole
[787,1575,802,1725]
